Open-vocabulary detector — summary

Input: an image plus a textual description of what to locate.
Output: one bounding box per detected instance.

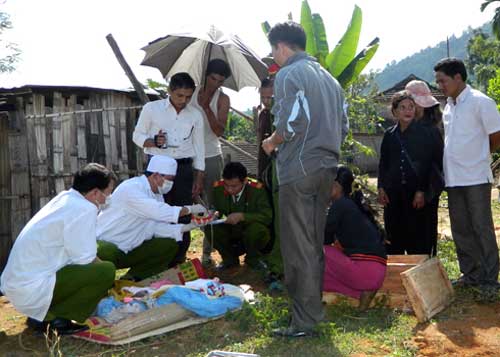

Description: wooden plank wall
[2,90,144,270]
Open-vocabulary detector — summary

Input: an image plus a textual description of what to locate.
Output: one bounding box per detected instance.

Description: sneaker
[48,318,89,335]
[26,317,48,332]
[272,326,316,338]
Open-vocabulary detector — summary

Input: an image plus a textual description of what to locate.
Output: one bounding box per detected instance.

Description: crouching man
[0,163,116,335]
[97,155,207,280]
[207,162,272,270]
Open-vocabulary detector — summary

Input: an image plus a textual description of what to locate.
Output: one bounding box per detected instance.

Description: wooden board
[400,257,454,322]
[323,254,429,309]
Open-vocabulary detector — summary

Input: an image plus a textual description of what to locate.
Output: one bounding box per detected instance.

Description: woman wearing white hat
[405,80,444,256]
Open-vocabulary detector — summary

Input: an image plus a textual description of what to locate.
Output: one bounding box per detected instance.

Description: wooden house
[0,84,159,273]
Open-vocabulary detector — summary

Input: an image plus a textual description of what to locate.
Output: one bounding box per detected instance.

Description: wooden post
[106,34,150,105]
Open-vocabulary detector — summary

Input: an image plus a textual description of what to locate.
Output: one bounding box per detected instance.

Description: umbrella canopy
[140,26,268,91]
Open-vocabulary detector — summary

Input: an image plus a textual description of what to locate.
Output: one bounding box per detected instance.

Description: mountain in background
[374,23,491,91]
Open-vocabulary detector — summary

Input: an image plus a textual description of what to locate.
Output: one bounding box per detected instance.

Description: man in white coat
[97,155,207,280]
[0,163,116,335]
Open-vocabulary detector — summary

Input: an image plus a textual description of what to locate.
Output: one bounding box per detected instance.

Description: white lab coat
[96,175,183,253]
[0,189,98,321]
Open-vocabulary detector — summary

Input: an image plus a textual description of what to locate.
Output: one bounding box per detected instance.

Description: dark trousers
[165,158,194,264]
[97,238,178,280]
[279,168,335,331]
[448,184,499,285]
[207,222,270,266]
[384,187,429,255]
[424,196,439,256]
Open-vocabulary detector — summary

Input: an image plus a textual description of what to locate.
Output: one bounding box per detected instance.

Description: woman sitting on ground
[323,167,387,311]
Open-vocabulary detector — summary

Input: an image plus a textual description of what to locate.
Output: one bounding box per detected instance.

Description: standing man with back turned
[434,58,500,296]
[262,21,348,337]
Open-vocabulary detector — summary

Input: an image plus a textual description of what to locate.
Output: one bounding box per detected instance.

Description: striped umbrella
[140,26,268,91]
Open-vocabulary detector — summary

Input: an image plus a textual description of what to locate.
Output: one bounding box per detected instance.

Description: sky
[0,0,496,110]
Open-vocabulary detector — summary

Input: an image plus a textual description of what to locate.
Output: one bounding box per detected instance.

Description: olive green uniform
[207,179,272,267]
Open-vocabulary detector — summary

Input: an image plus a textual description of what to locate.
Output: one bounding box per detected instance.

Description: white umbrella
[140,26,268,91]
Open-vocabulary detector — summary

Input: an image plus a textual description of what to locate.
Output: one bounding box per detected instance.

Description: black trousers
[164,158,194,264]
[384,186,431,255]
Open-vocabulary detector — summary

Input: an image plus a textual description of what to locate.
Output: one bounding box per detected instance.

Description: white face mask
[96,192,111,212]
[158,180,174,195]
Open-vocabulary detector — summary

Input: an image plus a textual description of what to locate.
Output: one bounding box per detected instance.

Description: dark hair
[422,104,443,127]
[222,162,247,181]
[391,90,415,114]
[206,59,231,79]
[434,57,467,82]
[335,166,379,230]
[72,163,116,194]
[260,77,274,89]
[335,166,354,196]
[268,21,306,51]
[169,72,196,91]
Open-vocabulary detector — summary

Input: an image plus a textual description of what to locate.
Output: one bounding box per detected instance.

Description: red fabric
[323,245,386,299]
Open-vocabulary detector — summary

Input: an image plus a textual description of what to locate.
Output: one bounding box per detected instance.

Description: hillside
[375,23,491,91]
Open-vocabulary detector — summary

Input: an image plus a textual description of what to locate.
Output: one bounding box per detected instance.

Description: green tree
[262,1,379,88]
[225,112,256,143]
[466,30,500,91]
[345,72,384,134]
[481,0,500,40]
[0,11,20,73]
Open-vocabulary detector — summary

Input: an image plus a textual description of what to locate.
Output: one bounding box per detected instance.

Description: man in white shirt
[189,59,231,265]
[133,72,205,265]
[0,163,116,335]
[434,58,500,293]
[97,155,207,280]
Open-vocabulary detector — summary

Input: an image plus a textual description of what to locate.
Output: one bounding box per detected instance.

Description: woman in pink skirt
[323,167,387,310]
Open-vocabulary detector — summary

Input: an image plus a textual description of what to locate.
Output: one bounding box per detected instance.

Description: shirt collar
[283,51,313,67]
[164,97,191,114]
[447,84,471,105]
[233,185,246,202]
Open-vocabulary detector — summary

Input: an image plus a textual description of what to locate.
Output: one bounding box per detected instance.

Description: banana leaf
[300,0,318,58]
[326,5,362,78]
[312,14,329,67]
[261,21,271,36]
[337,37,380,88]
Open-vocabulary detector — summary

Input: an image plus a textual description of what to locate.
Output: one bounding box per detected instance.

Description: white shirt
[96,175,183,253]
[443,85,500,187]
[132,98,206,171]
[0,189,98,320]
[190,87,223,158]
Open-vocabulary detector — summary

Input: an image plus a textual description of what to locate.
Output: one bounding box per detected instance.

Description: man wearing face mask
[0,163,116,335]
[96,155,207,280]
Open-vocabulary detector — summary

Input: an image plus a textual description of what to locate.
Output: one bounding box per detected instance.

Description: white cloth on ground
[97,175,183,253]
[0,189,98,320]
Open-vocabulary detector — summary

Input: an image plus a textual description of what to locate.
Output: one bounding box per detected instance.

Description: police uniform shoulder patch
[213,180,224,188]
[247,178,263,189]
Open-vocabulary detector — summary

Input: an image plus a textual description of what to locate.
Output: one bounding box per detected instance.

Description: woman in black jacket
[323,167,387,311]
[378,90,439,255]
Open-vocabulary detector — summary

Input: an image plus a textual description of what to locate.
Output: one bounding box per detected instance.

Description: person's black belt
[175,157,193,165]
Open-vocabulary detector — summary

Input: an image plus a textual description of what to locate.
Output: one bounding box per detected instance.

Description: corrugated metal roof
[221,141,258,177]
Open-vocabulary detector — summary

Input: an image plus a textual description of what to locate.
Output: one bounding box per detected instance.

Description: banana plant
[262,1,379,88]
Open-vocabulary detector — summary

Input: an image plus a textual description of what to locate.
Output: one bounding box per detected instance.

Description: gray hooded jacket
[272,52,348,185]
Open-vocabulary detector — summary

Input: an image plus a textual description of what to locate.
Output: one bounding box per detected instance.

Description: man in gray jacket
[262,21,348,337]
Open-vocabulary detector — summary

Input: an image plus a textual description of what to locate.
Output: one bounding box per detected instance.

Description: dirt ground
[1,188,500,356]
